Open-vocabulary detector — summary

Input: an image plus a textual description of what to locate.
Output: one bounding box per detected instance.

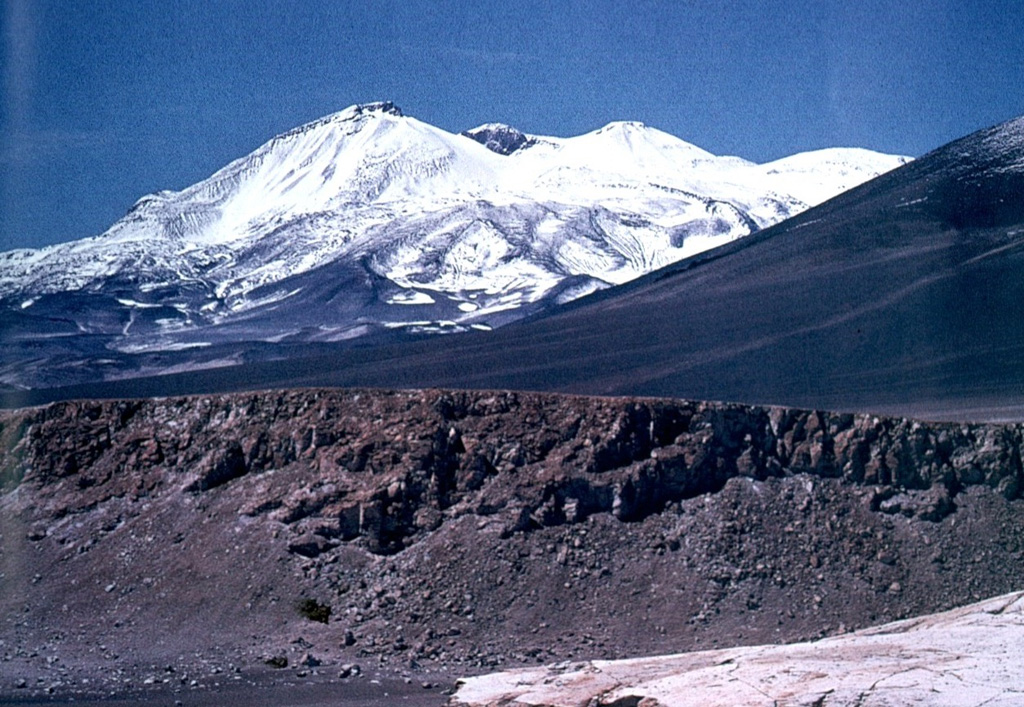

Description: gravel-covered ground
[2,388,1023,704]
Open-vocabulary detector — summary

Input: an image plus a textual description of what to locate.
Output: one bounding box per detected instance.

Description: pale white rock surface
[450,591,1024,707]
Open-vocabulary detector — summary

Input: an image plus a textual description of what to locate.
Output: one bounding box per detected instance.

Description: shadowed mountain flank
[7,116,1024,421]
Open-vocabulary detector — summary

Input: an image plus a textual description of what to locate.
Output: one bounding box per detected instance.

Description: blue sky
[2,0,1023,250]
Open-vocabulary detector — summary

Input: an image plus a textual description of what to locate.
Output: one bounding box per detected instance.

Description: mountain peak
[576,120,716,165]
[309,101,405,128]
[344,101,403,118]
[265,101,406,147]
[597,120,648,132]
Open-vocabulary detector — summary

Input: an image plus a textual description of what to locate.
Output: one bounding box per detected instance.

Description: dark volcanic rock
[462,124,535,155]
[1,388,1023,700]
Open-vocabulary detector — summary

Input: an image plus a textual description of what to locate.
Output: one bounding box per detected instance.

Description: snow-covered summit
[760,147,913,206]
[0,102,912,388]
[546,120,719,178]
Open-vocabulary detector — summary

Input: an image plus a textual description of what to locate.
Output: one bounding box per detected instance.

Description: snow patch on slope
[760,148,912,206]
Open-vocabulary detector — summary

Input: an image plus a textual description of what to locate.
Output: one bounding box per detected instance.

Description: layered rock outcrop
[4,389,1022,556]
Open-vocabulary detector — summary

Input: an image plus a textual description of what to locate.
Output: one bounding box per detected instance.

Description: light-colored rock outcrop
[450,590,1024,706]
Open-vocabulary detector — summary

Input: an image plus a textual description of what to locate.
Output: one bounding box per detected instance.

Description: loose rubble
[0,388,1022,702]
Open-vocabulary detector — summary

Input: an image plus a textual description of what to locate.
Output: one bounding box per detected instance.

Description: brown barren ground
[1,388,1023,704]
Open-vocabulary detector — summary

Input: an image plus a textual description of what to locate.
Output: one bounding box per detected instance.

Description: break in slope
[24,114,1024,422]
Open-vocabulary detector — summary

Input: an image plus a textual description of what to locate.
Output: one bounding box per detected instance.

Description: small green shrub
[297,598,331,624]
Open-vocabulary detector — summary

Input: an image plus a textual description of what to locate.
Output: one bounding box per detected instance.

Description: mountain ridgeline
[7,114,1024,422]
[0,102,906,392]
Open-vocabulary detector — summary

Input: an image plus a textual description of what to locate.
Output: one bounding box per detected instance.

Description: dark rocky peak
[350,101,403,118]
[265,101,405,147]
[597,120,648,133]
[463,123,535,155]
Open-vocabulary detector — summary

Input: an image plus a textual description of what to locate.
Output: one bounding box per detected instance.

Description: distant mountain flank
[0,102,907,390]
[17,113,1024,421]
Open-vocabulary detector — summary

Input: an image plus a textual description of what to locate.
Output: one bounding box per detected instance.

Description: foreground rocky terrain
[1,387,1023,703]
[451,590,1024,706]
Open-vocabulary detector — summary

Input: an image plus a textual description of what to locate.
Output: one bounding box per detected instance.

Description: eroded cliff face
[1,389,1023,698]
[5,389,1022,551]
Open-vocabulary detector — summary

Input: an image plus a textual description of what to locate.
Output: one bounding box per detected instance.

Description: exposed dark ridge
[5,388,1022,553]
[462,123,535,155]
[351,100,403,117]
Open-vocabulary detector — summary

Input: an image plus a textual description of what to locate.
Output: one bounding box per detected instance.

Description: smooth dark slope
[6,117,1024,420]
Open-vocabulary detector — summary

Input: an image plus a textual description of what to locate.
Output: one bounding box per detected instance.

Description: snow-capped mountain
[0,102,909,389]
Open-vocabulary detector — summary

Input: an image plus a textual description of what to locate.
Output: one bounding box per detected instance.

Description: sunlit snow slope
[0,102,908,389]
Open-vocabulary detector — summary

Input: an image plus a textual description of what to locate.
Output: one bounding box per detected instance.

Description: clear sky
[3,0,1023,250]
